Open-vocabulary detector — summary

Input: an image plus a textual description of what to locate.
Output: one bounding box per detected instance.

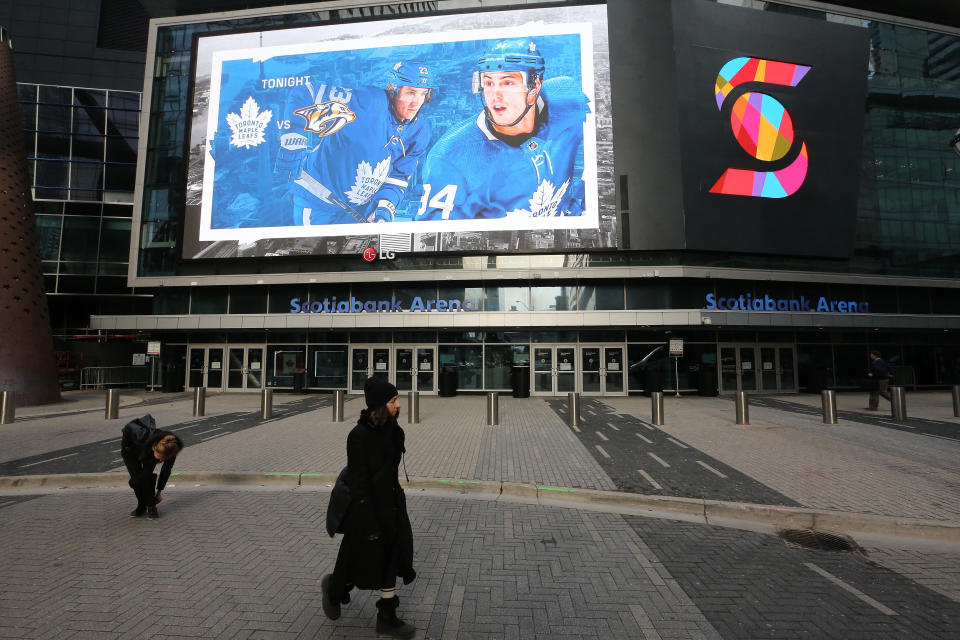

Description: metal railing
[80,366,148,389]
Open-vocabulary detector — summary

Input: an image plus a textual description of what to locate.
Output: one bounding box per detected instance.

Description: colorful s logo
[710,57,811,198]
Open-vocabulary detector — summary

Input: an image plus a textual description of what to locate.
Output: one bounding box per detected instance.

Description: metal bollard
[890,385,906,422]
[261,388,273,420]
[192,387,206,417]
[408,391,420,424]
[1,391,14,425]
[651,391,664,426]
[332,389,345,422]
[821,389,837,424]
[734,390,749,425]
[105,388,120,420]
[952,385,960,418]
[567,392,581,427]
[486,392,499,426]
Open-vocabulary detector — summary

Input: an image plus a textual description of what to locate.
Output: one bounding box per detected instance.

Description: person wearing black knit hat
[320,376,417,639]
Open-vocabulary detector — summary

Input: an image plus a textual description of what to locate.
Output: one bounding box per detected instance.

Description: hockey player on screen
[418,39,589,221]
[280,61,435,226]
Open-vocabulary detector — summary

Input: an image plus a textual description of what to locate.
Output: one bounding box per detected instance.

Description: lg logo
[361,247,395,262]
[710,56,811,198]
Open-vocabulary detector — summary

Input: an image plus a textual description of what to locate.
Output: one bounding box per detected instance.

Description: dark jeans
[122,451,157,508]
[868,378,892,409]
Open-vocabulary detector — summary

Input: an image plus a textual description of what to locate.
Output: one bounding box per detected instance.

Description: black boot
[375,596,415,639]
[320,574,341,620]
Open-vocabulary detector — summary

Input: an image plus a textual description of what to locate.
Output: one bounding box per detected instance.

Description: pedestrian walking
[321,377,417,639]
[866,350,893,410]
[120,414,184,519]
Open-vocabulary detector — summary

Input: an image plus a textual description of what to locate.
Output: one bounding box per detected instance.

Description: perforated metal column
[0,30,60,406]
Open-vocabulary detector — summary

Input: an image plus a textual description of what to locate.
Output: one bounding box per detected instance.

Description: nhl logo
[527,141,538,151]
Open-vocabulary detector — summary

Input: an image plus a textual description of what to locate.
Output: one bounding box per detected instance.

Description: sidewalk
[2,388,959,540]
[2,389,960,639]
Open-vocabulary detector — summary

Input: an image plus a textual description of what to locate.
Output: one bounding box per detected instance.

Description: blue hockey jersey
[284,83,432,225]
[418,78,588,221]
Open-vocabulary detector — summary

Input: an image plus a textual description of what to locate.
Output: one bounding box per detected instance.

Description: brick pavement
[115,394,617,491]
[0,487,719,640]
[4,390,960,526]
[599,394,960,523]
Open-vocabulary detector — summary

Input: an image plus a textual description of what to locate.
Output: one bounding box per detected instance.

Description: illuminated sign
[182,4,615,259]
[710,57,810,198]
[705,293,869,313]
[290,297,471,313]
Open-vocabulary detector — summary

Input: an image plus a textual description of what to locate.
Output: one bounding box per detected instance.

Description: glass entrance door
[395,346,436,394]
[227,346,264,391]
[350,346,391,393]
[532,345,578,395]
[604,346,625,395]
[580,345,626,396]
[187,346,224,390]
[532,347,554,395]
[720,344,798,393]
[778,347,797,392]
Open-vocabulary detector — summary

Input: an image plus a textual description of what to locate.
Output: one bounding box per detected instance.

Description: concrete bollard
[651,391,664,426]
[486,392,499,426]
[1,391,14,424]
[735,390,749,425]
[567,392,581,428]
[890,385,906,422]
[192,387,206,417]
[408,391,420,424]
[821,389,837,424]
[952,385,960,418]
[332,389,345,422]
[261,388,273,420]
[105,388,120,420]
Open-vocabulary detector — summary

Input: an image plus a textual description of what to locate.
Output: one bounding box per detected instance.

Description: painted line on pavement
[194,428,223,436]
[803,562,898,616]
[595,431,609,441]
[606,422,620,431]
[18,452,78,468]
[879,420,915,429]
[925,433,960,442]
[696,461,728,479]
[595,445,611,459]
[667,437,688,448]
[647,452,670,468]
[637,469,662,491]
[635,432,653,444]
[570,424,581,433]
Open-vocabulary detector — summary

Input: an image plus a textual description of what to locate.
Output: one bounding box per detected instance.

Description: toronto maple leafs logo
[345,157,391,205]
[225,97,272,149]
[294,101,356,137]
[506,179,570,217]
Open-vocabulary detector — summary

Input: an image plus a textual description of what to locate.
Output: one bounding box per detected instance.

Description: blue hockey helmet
[387,60,434,103]
[473,40,545,93]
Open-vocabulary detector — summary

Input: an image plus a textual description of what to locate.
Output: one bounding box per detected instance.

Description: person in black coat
[120,414,184,519]
[867,350,893,410]
[321,377,416,639]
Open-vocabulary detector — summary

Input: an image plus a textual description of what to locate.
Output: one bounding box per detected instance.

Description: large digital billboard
[184,4,614,259]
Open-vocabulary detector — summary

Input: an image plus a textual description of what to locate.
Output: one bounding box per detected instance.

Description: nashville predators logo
[294,101,356,137]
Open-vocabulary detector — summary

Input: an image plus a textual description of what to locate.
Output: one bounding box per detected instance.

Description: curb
[2,472,958,543]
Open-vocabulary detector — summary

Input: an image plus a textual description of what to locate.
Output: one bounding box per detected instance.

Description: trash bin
[698,364,718,397]
[511,365,530,398]
[292,368,306,394]
[439,367,458,397]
